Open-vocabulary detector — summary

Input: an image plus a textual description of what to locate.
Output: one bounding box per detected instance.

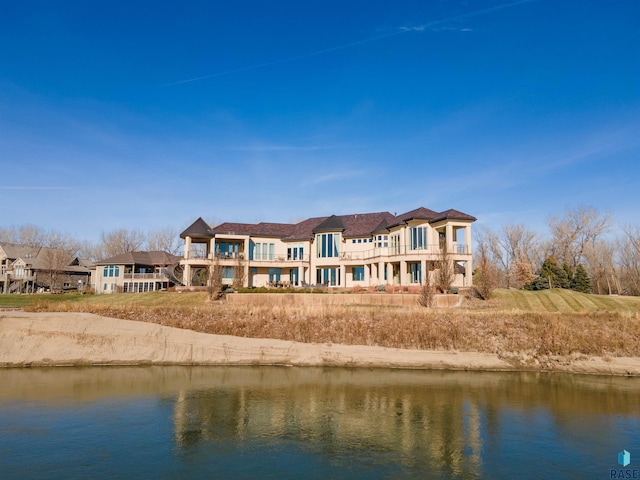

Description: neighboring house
[94,251,181,294]
[0,243,93,294]
[179,207,476,289]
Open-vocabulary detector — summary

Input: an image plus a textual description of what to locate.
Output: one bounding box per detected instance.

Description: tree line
[3,205,640,297]
[474,205,640,297]
[0,225,183,262]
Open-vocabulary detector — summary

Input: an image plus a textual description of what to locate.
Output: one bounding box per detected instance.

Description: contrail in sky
[168,0,534,86]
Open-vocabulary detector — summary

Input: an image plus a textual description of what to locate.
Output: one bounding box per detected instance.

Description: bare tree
[232,254,247,289]
[0,224,47,247]
[146,227,181,255]
[418,263,435,307]
[207,256,224,301]
[583,238,619,295]
[76,240,103,263]
[435,239,454,293]
[547,206,611,270]
[98,228,146,259]
[41,232,80,291]
[482,224,539,289]
[473,236,499,299]
[618,225,640,296]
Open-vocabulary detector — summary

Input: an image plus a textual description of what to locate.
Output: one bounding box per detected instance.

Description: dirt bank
[1,312,638,375]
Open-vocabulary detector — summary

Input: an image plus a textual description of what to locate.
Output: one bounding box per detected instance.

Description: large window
[253,242,275,260]
[390,235,401,255]
[316,233,339,258]
[287,245,304,260]
[268,268,281,283]
[410,226,428,250]
[123,282,155,293]
[353,266,365,281]
[103,265,120,277]
[316,267,340,286]
[216,242,241,258]
[409,263,422,284]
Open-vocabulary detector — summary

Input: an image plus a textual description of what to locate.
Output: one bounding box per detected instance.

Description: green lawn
[491,288,640,313]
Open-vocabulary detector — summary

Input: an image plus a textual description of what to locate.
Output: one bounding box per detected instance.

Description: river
[0,366,639,479]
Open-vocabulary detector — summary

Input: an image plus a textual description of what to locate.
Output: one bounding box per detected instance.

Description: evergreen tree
[540,256,569,288]
[523,256,570,290]
[571,264,592,293]
[562,262,573,285]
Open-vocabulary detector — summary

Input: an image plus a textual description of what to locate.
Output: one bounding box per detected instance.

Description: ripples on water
[0,367,639,479]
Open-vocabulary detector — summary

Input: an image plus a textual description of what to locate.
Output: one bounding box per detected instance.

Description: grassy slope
[491,289,640,313]
[3,289,639,358]
[2,289,640,313]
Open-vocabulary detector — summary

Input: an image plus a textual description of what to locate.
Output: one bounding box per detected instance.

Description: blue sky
[1,0,639,242]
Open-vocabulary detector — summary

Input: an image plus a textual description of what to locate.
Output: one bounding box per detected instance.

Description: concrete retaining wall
[226,293,462,308]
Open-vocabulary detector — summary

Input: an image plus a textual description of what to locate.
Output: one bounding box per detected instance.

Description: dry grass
[23,291,640,359]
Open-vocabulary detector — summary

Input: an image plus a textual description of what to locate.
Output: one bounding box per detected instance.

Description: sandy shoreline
[1,311,639,376]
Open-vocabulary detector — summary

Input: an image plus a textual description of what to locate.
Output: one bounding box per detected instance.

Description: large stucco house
[179,207,476,289]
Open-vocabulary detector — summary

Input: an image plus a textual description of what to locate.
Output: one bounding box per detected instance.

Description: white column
[446,224,454,253]
[184,236,191,259]
[400,260,407,286]
[184,264,191,287]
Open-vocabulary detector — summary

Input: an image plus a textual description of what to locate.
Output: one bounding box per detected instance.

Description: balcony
[124,272,170,280]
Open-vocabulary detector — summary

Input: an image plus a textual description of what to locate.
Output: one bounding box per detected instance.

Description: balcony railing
[339,243,470,260]
[124,273,169,279]
[180,244,471,265]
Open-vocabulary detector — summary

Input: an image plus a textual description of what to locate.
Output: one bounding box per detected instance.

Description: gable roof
[2,243,93,273]
[312,215,345,233]
[0,243,40,261]
[96,251,181,266]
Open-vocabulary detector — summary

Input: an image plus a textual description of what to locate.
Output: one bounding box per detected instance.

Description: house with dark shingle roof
[94,251,181,294]
[0,242,93,293]
[179,206,476,289]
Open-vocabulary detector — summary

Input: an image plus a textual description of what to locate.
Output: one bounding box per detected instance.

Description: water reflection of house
[171,381,483,477]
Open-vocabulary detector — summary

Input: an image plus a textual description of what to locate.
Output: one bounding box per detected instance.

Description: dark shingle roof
[181,207,474,243]
[211,222,295,237]
[312,215,346,233]
[388,207,476,228]
[96,251,181,266]
[396,207,439,222]
[180,217,214,239]
[429,209,477,223]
